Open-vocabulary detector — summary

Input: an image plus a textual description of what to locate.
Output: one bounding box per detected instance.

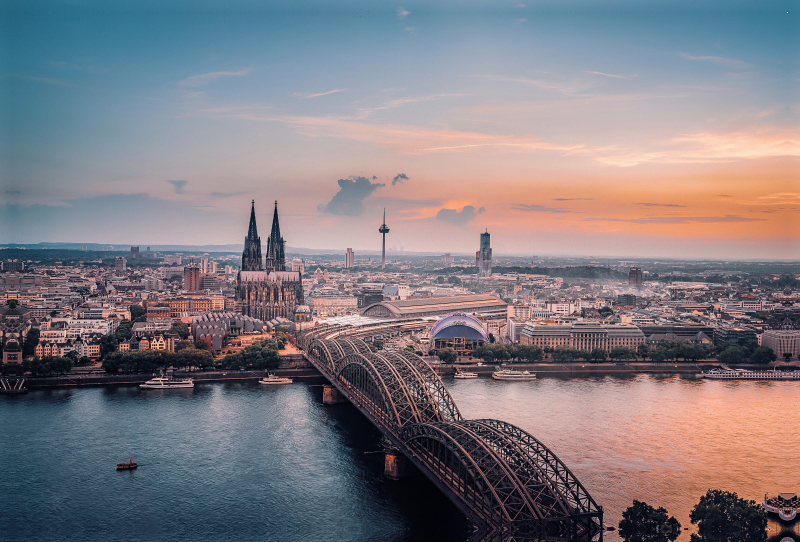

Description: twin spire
[242,200,285,272]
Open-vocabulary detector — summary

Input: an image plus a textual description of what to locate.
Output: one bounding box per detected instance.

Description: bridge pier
[322,385,347,404]
[384,452,406,480]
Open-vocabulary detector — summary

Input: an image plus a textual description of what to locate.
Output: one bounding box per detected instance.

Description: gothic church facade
[236,201,304,321]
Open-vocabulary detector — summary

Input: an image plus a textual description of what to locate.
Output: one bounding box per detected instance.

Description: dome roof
[431,313,488,342]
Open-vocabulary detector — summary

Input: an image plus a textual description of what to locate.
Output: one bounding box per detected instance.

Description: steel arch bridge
[299,334,603,541]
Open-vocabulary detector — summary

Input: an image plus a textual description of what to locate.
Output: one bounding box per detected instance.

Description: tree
[619,500,681,542]
[552,346,578,363]
[22,327,40,358]
[718,346,748,365]
[590,348,607,362]
[599,306,614,316]
[749,346,776,365]
[689,489,766,542]
[100,334,118,358]
[521,345,544,363]
[447,276,462,285]
[129,304,146,322]
[170,320,190,340]
[637,343,650,361]
[437,348,458,364]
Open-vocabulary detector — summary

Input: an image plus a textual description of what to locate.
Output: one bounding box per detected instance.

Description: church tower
[241,200,263,271]
[264,200,286,272]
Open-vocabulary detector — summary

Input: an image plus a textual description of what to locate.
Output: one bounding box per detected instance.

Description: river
[1,374,798,541]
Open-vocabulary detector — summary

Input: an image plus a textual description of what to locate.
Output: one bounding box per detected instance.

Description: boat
[116,456,137,470]
[139,374,194,389]
[492,369,536,381]
[259,373,293,385]
[702,368,800,380]
[764,493,800,522]
[454,370,478,379]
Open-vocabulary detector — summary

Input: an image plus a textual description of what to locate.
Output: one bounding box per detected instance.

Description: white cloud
[397,7,410,19]
[678,53,753,69]
[177,68,253,87]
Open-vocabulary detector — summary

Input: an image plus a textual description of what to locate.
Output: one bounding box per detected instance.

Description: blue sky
[2,0,797,257]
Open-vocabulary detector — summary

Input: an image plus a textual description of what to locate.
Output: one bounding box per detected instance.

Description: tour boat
[116,456,137,470]
[492,369,536,381]
[764,493,800,522]
[259,374,293,385]
[454,370,478,379]
[702,368,800,380]
[139,375,194,389]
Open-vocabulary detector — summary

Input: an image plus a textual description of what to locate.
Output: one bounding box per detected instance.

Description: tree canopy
[689,489,766,542]
[619,500,681,542]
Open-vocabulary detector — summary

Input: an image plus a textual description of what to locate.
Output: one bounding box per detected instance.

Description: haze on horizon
[1,0,797,260]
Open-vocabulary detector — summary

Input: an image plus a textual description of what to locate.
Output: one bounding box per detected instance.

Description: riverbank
[432,361,707,377]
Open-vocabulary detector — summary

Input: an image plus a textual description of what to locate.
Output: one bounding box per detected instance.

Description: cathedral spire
[265,200,286,272]
[241,200,263,271]
[248,200,259,240]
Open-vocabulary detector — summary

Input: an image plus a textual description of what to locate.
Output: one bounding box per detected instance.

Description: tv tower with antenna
[379,209,390,269]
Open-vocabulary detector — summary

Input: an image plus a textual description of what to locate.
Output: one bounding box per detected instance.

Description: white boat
[259,373,293,385]
[764,493,800,522]
[492,369,536,381]
[139,375,194,389]
[454,370,478,379]
[702,368,800,380]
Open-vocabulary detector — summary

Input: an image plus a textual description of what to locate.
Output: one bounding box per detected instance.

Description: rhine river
[2,374,799,542]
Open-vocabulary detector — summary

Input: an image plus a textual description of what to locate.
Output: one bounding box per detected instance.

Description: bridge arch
[401,420,602,540]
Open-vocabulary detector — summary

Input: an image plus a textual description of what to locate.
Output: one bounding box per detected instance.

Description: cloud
[293,88,347,99]
[637,203,686,208]
[679,53,753,69]
[512,204,577,213]
[397,7,410,19]
[585,71,637,79]
[553,198,593,201]
[5,190,21,195]
[586,215,763,224]
[357,93,466,117]
[392,173,409,185]
[405,27,414,33]
[435,205,485,226]
[199,108,585,156]
[319,176,385,216]
[210,191,247,198]
[166,180,188,194]
[718,194,732,198]
[595,129,800,167]
[1,74,76,87]
[177,68,253,87]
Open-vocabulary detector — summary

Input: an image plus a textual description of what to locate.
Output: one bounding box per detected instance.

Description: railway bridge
[298,331,603,542]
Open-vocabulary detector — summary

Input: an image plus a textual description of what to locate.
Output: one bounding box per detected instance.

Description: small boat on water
[454,369,478,379]
[259,374,293,385]
[117,456,137,470]
[702,368,800,380]
[140,374,194,389]
[492,369,536,381]
[764,493,800,522]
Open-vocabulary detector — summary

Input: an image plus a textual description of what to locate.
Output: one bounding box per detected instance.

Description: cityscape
[1,2,798,542]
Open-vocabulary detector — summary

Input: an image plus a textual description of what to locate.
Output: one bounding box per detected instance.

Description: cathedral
[236,201,305,321]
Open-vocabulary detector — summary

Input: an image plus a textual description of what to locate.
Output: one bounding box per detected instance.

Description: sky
[1,0,798,259]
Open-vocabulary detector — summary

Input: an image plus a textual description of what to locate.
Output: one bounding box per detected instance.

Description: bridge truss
[299,332,603,542]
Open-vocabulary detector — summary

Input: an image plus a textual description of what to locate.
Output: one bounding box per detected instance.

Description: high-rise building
[115,257,127,273]
[200,258,209,273]
[130,246,139,259]
[379,209,390,269]
[345,248,355,269]
[184,265,202,292]
[477,230,492,278]
[208,261,217,274]
[291,258,305,275]
[241,200,263,271]
[629,267,643,289]
[441,253,453,264]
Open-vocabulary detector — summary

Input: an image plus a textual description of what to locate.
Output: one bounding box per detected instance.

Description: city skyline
[2,0,797,259]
